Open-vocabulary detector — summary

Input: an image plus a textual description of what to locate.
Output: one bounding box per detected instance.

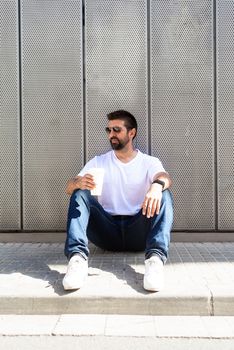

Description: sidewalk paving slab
[1,315,234,338]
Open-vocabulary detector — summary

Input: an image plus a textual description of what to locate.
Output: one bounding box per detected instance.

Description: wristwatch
[152,179,165,189]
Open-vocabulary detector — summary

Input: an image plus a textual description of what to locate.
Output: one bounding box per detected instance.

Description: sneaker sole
[63,284,82,291]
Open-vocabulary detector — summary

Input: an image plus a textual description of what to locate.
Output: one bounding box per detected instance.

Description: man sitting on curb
[63,110,173,292]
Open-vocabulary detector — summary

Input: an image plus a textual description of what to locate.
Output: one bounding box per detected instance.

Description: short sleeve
[77,157,97,176]
[147,156,166,183]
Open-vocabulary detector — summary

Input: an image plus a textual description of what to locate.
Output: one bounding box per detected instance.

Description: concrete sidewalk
[0,242,234,315]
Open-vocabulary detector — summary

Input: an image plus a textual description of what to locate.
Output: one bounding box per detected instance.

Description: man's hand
[66,174,95,195]
[77,174,95,190]
[142,183,163,218]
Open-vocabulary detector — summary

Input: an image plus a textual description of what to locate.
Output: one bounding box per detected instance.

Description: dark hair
[107,110,137,138]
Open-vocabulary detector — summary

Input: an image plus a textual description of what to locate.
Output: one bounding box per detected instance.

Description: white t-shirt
[78,150,165,216]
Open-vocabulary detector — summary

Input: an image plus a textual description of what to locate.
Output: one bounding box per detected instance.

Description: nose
[109,129,115,136]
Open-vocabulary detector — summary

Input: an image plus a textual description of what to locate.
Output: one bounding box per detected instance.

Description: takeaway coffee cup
[89,168,105,196]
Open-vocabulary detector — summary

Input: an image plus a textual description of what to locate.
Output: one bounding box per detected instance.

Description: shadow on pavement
[0,243,149,296]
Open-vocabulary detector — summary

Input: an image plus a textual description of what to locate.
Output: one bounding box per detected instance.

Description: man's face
[106,119,131,151]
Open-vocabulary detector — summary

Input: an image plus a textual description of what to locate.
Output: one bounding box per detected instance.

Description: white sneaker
[63,254,88,291]
[143,255,164,292]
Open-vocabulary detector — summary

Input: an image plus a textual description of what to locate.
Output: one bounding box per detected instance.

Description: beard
[110,137,127,150]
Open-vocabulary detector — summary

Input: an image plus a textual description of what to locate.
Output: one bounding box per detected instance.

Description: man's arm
[142,171,172,218]
[66,174,95,195]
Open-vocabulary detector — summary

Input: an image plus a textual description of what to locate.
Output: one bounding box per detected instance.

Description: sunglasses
[105,126,123,134]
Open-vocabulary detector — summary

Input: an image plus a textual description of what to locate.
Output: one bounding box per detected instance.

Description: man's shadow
[89,262,149,294]
[0,243,148,296]
[0,246,67,296]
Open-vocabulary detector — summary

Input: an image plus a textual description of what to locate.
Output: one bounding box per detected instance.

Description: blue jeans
[64,189,173,263]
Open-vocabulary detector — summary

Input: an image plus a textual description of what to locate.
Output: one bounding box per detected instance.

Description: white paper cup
[89,168,105,196]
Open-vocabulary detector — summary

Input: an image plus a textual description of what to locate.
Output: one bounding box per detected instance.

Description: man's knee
[161,190,174,227]
[161,189,173,209]
[71,189,90,203]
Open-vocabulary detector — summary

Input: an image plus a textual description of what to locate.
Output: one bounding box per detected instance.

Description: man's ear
[129,128,136,139]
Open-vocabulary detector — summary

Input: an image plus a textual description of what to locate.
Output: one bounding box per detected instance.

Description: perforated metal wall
[150,0,215,230]
[0,0,21,230]
[217,0,234,230]
[21,0,83,230]
[1,0,234,234]
[85,0,148,159]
